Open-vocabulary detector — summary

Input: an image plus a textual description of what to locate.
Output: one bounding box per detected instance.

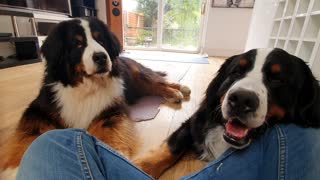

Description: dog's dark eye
[75,40,83,48]
[231,67,245,77]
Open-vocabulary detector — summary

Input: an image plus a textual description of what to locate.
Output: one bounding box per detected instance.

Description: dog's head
[206,48,320,148]
[41,18,121,86]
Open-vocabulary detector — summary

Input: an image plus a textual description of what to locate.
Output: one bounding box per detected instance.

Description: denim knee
[25,129,87,154]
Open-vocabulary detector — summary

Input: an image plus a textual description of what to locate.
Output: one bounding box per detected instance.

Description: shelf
[285,0,297,17]
[311,10,320,15]
[271,21,281,36]
[276,39,286,49]
[304,14,320,39]
[296,13,307,17]
[298,41,315,62]
[275,1,286,19]
[0,57,41,69]
[280,19,292,37]
[303,38,317,42]
[269,0,320,78]
[283,16,293,20]
[290,16,305,38]
[312,0,320,11]
[286,40,298,54]
[297,0,310,14]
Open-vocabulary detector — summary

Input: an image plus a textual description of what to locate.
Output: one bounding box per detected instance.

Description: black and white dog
[135,48,320,178]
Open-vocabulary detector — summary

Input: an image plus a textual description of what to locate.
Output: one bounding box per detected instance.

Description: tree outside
[124,0,202,50]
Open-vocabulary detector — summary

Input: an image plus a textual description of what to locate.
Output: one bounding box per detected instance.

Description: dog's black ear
[41,21,77,86]
[295,58,320,127]
[205,55,238,107]
[94,19,122,60]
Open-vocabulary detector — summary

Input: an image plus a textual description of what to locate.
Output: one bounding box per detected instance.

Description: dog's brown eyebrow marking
[75,35,84,42]
[271,64,281,73]
[93,31,100,39]
[239,58,248,66]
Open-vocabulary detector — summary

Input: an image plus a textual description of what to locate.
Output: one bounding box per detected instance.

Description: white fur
[222,49,271,128]
[200,126,231,161]
[52,77,124,129]
[80,19,112,75]
[0,168,18,180]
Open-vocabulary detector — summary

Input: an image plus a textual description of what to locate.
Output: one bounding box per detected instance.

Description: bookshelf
[269,0,320,78]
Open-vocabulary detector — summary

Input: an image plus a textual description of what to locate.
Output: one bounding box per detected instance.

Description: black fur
[168,48,320,158]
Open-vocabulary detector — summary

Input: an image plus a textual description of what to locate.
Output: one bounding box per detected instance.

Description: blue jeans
[17,124,320,180]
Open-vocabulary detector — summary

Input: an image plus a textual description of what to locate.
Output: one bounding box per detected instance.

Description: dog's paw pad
[180,85,191,97]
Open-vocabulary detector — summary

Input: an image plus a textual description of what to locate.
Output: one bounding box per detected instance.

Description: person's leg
[180,124,320,180]
[17,129,153,180]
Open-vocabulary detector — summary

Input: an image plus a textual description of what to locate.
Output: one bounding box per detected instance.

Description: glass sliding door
[123,0,204,52]
[161,0,202,51]
[123,0,159,48]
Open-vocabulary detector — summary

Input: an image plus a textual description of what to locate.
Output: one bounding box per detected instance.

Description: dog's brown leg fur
[0,125,55,171]
[88,114,139,159]
[134,143,182,179]
[120,59,191,103]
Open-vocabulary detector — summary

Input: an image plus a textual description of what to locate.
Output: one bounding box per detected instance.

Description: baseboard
[204,48,244,57]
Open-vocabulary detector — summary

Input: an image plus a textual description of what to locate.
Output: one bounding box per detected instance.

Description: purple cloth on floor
[128,96,166,122]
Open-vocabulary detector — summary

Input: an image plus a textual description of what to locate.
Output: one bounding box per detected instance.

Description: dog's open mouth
[223,118,251,149]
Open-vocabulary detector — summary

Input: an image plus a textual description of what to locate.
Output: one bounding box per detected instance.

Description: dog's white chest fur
[200,126,231,161]
[52,77,124,129]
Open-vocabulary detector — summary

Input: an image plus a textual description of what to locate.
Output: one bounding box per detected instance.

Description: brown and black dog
[0,18,191,179]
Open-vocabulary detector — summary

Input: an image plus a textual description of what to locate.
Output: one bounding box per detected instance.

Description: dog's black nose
[93,52,107,65]
[228,89,259,113]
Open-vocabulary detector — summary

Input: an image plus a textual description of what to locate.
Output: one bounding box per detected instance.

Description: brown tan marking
[271,64,282,73]
[93,31,100,39]
[267,104,286,120]
[239,58,248,67]
[0,125,55,169]
[88,114,139,158]
[134,143,182,179]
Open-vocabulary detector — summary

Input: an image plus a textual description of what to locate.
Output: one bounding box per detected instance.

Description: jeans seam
[180,148,236,180]
[276,125,287,180]
[76,132,94,180]
[95,141,155,180]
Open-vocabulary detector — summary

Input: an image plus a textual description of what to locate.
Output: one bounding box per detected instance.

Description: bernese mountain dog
[0,18,191,179]
[134,48,320,178]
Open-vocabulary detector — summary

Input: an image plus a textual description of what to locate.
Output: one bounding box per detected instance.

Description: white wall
[96,0,107,23]
[245,0,278,50]
[203,7,253,57]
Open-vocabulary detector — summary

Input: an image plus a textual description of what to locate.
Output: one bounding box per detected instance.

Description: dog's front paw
[165,90,184,103]
[180,85,191,97]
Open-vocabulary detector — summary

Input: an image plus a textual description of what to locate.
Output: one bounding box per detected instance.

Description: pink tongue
[226,120,248,139]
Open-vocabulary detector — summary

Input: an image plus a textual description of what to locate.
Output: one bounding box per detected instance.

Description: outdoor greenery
[135,0,201,48]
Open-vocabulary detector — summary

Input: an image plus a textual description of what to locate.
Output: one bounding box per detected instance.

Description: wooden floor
[0,57,224,179]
